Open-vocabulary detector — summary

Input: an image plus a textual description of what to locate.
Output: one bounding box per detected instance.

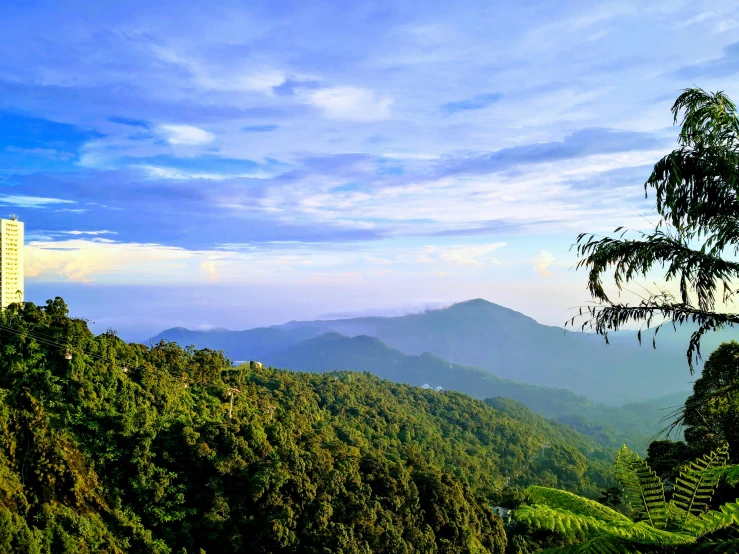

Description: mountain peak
[456,298,493,306]
[439,298,535,321]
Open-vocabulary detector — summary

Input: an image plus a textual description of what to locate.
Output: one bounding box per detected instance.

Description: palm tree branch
[571,300,739,371]
[574,232,739,311]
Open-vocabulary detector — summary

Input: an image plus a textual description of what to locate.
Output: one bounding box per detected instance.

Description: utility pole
[227,387,241,419]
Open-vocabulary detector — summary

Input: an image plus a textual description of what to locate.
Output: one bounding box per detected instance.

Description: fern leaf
[610,520,693,545]
[691,538,739,553]
[515,503,694,547]
[514,504,602,541]
[687,500,739,537]
[525,486,632,524]
[614,445,667,529]
[539,536,640,553]
[673,442,729,522]
[699,463,739,486]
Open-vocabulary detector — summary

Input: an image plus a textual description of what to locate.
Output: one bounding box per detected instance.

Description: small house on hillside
[491,506,513,526]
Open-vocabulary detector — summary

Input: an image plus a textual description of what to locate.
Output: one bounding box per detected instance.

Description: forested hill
[264,332,683,449]
[152,298,704,404]
[0,298,613,553]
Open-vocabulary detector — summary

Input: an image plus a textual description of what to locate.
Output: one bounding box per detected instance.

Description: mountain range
[148,298,739,449]
[264,331,688,449]
[152,298,737,404]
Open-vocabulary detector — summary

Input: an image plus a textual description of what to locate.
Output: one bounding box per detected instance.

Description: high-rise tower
[0,216,24,309]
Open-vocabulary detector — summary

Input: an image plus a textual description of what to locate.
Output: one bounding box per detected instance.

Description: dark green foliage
[0,297,615,553]
[680,341,739,456]
[645,441,693,499]
[646,342,739,524]
[596,488,622,510]
[571,88,739,370]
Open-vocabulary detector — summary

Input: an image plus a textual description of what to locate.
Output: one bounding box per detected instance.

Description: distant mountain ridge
[151,298,721,404]
[262,331,687,450]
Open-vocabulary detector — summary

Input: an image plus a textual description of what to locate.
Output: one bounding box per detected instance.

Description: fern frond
[690,538,739,553]
[540,536,641,553]
[616,521,693,545]
[525,486,632,524]
[515,504,694,547]
[673,442,729,522]
[687,500,739,537]
[614,445,667,529]
[667,501,703,531]
[699,463,739,486]
[514,504,602,541]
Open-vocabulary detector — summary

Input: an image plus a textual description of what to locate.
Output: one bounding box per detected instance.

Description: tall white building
[0,216,24,309]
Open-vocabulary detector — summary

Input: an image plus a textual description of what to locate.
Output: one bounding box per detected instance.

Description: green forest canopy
[0,298,615,554]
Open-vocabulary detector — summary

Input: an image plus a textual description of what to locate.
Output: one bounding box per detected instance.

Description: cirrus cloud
[302,86,393,121]
[158,124,215,145]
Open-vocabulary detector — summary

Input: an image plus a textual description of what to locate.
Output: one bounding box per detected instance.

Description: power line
[0,319,247,403]
[0,321,145,371]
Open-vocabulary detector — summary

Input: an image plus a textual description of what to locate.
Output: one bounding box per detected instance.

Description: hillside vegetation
[152,299,705,404]
[264,332,684,450]
[0,298,614,553]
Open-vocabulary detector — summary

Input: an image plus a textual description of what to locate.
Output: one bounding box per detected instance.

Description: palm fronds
[571,87,739,371]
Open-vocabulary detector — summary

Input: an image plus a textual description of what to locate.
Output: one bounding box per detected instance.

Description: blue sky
[2,0,738,340]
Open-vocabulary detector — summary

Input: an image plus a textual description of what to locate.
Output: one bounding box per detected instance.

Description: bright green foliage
[614,447,666,529]
[683,499,739,537]
[514,498,693,553]
[525,488,631,525]
[0,297,616,553]
[515,444,739,553]
[701,464,739,487]
[673,443,730,522]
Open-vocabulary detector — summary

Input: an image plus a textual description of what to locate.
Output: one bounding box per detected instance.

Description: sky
[2,0,739,341]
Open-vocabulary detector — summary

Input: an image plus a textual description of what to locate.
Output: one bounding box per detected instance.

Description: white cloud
[26,239,194,283]
[0,195,75,208]
[61,230,117,236]
[195,68,287,93]
[150,46,287,93]
[418,243,507,267]
[303,86,393,121]
[200,259,221,282]
[382,152,440,160]
[532,250,556,277]
[158,124,215,145]
[233,70,287,92]
[25,237,512,285]
[5,146,74,160]
[136,165,274,181]
[236,148,661,242]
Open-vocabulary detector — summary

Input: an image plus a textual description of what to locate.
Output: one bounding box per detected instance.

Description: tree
[515,443,739,553]
[681,341,739,459]
[596,486,622,509]
[572,88,739,371]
